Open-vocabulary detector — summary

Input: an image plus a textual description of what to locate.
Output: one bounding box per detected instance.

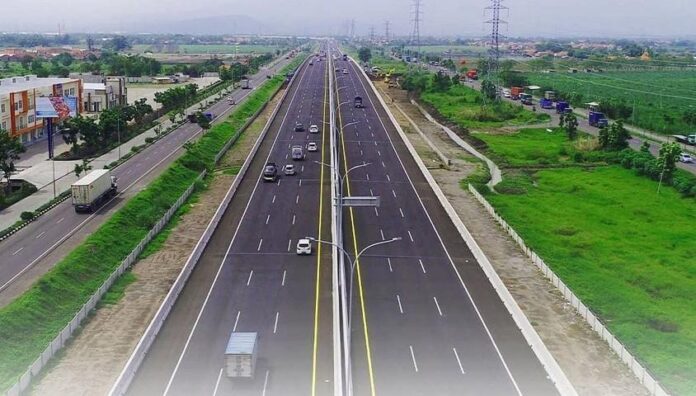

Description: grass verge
[473,129,696,394]
[0,55,304,391]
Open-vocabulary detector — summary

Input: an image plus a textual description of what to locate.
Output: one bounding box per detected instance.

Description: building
[74,74,127,114]
[0,75,82,145]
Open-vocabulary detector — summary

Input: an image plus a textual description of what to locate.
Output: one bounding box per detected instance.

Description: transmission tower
[350,19,356,39]
[485,0,507,100]
[410,0,422,59]
[369,25,375,43]
[385,20,391,43]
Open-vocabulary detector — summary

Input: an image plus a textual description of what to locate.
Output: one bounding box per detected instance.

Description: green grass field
[472,127,696,394]
[527,70,696,134]
[472,128,579,166]
[421,84,549,129]
[403,44,487,56]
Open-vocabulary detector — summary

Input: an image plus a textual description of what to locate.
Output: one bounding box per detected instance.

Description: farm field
[526,70,696,134]
[404,44,487,55]
[472,128,696,395]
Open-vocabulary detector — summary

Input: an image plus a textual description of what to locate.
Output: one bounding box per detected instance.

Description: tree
[431,72,452,92]
[196,112,211,131]
[0,129,26,194]
[62,115,100,153]
[20,55,33,70]
[358,47,372,63]
[657,142,682,184]
[74,159,92,178]
[481,79,497,100]
[560,113,579,140]
[132,98,153,124]
[106,35,131,52]
[598,120,631,150]
[640,141,651,153]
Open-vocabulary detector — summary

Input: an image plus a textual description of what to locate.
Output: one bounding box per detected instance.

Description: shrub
[20,211,34,221]
[144,137,155,144]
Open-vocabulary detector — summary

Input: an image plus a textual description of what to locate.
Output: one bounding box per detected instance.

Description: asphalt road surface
[0,56,294,303]
[127,52,334,396]
[334,47,559,396]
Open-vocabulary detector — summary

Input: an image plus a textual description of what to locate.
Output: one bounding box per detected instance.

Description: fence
[3,171,203,396]
[108,57,306,396]
[468,185,670,396]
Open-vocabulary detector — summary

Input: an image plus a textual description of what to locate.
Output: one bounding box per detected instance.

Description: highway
[333,47,559,395]
[126,51,334,396]
[0,55,293,304]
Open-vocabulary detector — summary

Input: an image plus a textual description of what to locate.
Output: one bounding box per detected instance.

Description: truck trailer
[539,98,554,109]
[673,134,696,145]
[510,87,524,100]
[587,103,609,128]
[225,332,258,379]
[240,78,251,89]
[71,169,118,213]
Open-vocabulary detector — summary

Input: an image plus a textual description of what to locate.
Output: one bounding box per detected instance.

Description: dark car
[262,162,278,182]
[294,122,305,132]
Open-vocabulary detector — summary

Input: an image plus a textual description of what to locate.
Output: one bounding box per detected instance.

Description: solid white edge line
[212,368,223,396]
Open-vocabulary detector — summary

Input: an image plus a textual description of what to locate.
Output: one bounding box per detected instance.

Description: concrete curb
[351,56,578,396]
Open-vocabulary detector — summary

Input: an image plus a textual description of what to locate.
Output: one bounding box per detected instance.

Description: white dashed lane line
[396,294,404,314]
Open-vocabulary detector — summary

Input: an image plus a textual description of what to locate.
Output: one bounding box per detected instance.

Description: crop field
[526,70,696,134]
[403,45,487,56]
[471,128,696,395]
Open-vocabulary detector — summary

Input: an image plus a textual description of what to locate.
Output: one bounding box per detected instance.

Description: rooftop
[0,75,79,96]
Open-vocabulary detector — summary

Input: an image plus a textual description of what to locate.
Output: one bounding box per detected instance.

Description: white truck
[71,169,118,213]
[240,78,251,90]
[225,332,258,379]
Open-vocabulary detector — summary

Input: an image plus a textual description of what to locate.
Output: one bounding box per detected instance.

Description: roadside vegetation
[470,126,696,394]
[0,57,304,391]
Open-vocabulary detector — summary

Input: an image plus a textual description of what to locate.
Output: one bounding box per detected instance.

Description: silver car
[296,239,312,255]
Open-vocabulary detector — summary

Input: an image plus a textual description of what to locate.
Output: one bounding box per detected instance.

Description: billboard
[35,96,78,120]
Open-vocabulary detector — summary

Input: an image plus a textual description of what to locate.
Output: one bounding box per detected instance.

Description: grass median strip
[0,56,304,391]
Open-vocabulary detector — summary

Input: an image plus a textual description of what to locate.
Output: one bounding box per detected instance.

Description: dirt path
[374,81,649,396]
[30,89,285,396]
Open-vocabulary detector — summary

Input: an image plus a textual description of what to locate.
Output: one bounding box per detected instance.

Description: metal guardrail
[467,186,670,396]
[108,57,307,396]
[350,55,579,396]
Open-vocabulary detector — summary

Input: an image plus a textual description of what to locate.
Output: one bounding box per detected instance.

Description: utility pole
[410,0,423,60]
[485,0,507,101]
[350,19,356,39]
[385,20,391,44]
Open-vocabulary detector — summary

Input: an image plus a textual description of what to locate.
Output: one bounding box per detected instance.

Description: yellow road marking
[335,62,377,396]
[311,56,329,396]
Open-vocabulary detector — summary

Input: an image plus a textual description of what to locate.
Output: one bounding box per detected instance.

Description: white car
[680,153,693,163]
[284,164,297,175]
[343,69,349,75]
[309,124,319,134]
[296,239,312,255]
[307,142,318,152]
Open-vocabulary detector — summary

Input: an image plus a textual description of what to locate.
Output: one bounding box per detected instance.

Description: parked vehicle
[510,87,524,100]
[225,332,258,379]
[263,162,278,182]
[71,170,118,213]
[520,93,533,105]
[587,103,609,128]
[292,145,305,160]
[354,96,364,108]
[680,153,693,163]
[556,101,570,114]
[673,134,696,146]
[539,98,554,109]
[296,238,312,255]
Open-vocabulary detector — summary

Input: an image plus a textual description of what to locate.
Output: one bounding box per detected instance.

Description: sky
[1,0,695,38]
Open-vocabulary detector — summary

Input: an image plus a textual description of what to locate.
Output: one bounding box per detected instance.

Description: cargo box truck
[225,332,258,379]
[71,169,118,213]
